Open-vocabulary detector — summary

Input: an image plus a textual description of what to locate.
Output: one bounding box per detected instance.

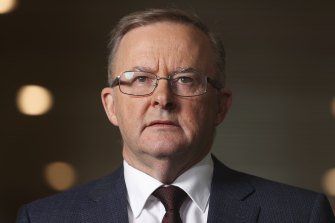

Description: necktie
[153,185,188,223]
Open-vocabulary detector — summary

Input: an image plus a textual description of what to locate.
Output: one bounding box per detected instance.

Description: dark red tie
[153,185,188,223]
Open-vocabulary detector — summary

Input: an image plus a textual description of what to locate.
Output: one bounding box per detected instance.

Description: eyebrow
[131,66,155,72]
[175,67,198,73]
[128,66,199,74]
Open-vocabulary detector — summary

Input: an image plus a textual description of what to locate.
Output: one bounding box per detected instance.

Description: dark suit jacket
[16,157,335,222]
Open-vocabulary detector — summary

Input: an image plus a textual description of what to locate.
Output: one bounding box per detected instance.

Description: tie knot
[153,185,188,212]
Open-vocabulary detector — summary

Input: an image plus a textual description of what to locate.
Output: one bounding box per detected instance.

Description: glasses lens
[119,71,156,95]
[171,72,207,96]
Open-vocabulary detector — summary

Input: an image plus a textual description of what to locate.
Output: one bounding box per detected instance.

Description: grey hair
[107,8,226,85]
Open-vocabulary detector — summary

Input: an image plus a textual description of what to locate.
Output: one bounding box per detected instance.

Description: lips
[147,120,179,127]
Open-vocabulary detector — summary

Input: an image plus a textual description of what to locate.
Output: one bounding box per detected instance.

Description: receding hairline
[107,8,226,84]
[113,21,215,70]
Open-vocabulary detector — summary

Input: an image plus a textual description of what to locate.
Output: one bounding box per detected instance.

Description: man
[17,8,334,223]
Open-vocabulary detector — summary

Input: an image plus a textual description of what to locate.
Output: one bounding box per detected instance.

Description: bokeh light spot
[16,85,53,116]
[331,98,335,118]
[44,162,76,191]
[0,0,17,14]
[322,168,335,196]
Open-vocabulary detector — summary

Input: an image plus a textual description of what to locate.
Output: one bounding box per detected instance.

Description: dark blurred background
[1,0,334,222]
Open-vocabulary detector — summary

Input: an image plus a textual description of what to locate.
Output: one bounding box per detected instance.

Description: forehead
[113,22,216,74]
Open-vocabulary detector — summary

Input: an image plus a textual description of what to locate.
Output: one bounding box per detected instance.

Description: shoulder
[212,155,319,199]
[17,166,125,222]
[29,166,123,207]
[238,171,334,221]
[211,156,335,222]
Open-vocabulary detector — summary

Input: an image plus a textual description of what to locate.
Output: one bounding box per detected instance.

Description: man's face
[102,22,231,171]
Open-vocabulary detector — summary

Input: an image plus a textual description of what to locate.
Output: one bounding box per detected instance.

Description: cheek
[201,98,219,124]
[180,99,217,134]
[115,99,147,131]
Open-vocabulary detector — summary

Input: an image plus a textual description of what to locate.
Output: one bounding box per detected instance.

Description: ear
[101,87,119,126]
[215,87,232,125]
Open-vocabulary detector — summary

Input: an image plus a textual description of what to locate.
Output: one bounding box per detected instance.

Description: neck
[123,150,208,184]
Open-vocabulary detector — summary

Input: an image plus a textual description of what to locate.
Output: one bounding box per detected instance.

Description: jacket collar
[207,156,260,223]
[83,166,129,223]
[82,156,260,223]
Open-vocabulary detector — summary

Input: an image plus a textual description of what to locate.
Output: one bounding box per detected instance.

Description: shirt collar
[124,153,213,218]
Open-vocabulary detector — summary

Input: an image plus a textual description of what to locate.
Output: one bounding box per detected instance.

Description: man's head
[101,8,232,183]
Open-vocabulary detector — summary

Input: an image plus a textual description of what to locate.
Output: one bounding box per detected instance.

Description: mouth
[147,120,179,128]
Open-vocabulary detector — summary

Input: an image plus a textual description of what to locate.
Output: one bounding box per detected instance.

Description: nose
[151,77,176,110]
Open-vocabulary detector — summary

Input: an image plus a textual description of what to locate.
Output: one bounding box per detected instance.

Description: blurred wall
[1,0,334,222]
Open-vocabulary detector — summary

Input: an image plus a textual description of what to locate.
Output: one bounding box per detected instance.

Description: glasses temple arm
[207,77,223,90]
[109,76,120,87]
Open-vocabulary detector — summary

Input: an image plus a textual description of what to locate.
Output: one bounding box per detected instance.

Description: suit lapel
[77,157,260,223]
[207,156,260,223]
[81,167,129,223]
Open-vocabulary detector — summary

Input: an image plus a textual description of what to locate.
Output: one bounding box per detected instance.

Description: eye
[177,76,194,84]
[123,72,153,83]
[135,76,149,83]
[131,72,155,85]
[173,73,196,85]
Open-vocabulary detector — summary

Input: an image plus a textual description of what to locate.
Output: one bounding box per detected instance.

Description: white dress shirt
[123,154,213,223]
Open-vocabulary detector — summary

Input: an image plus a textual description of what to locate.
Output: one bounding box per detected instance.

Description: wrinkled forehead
[112,22,217,75]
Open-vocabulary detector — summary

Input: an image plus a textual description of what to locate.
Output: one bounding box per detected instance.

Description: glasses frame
[109,70,223,97]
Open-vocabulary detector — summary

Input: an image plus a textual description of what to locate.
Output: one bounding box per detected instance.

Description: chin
[145,143,189,159]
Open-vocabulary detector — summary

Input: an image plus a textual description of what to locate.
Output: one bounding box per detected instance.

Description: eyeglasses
[109,69,222,97]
